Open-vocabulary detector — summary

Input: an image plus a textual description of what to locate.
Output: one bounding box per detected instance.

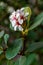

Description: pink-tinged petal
[9,11,16,19]
[18,18,23,24]
[16,13,20,18]
[16,9,22,14]
[18,25,23,31]
[16,9,20,13]
[22,12,24,16]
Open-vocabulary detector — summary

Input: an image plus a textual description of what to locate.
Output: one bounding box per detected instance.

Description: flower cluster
[9,7,29,31]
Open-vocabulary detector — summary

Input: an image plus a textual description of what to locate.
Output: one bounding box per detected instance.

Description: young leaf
[10,23,14,30]
[4,34,9,44]
[24,7,32,25]
[0,30,4,38]
[29,12,43,31]
[5,38,23,60]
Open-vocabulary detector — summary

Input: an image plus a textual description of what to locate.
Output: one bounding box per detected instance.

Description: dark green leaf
[14,56,26,65]
[26,42,43,52]
[7,60,15,65]
[25,53,38,65]
[14,54,37,65]
[5,38,23,60]
[29,12,43,31]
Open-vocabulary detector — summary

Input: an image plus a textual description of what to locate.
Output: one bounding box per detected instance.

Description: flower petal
[18,18,23,24]
[20,7,25,11]
[16,9,20,13]
[14,25,18,31]
[18,25,23,31]
[12,11,16,15]
[16,12,20,18]
[21,12,24,16]
[9,14,13,20]
[11,20,16,27]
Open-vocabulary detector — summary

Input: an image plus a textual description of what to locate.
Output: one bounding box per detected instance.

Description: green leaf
[4,34,9,44]
[28,30,38,40]
[32,59,39,65]
[0,30,4,38]
[10,23,14,30]
[19,56,26,65]
[25,54,37,65]
[24,7,32,20]
[5,38,23,60]
[7,60,15,65]
[14,56,26,65]
[0,46,3,55]
[29,12,43,31]
[24,7,32,25]
[14,54,37,65]
[26,42,43,52]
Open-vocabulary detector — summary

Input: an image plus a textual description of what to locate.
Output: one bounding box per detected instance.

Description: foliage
[0,0,43,65]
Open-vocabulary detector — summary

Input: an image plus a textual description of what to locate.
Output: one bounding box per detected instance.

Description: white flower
[14,25,23,31]
[9,7,29,31]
